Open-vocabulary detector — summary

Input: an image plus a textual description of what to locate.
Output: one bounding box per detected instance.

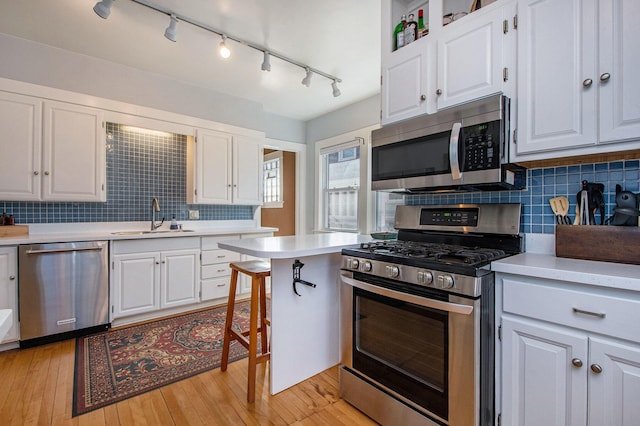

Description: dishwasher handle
[26,245,105,255]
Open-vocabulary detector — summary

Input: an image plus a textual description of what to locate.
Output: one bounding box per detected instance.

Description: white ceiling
[0,0,382,121]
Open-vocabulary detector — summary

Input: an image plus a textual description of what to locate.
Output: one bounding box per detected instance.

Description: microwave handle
[449,122,462,180]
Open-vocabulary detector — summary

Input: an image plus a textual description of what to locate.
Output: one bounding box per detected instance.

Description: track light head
[261,51,271,72]
[331,80,341,97]
[164,15,178,42]
[301,68,312,87]
[93,0,115,19]
[219,35,231,59]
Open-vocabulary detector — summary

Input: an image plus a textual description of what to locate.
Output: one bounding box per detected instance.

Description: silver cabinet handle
[155,261,160,265]
[572,358,583,368]
[449,122,463,180]
[9,275,16,280]
[44,171,50,176]
[34,171,39,176]
[573,307,606,319]
[590,364,603,374]
[600,73,611,82]
[420,94,426,101]
[583,78,593,87]
[436,89,442,95]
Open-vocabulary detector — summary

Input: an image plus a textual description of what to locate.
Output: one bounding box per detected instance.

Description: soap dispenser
[170,215,178,230]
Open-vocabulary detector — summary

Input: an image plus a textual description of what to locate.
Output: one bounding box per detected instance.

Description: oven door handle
[341,274,473,315]
[449,122,463,180]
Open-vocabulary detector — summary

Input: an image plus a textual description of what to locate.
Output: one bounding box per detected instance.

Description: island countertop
[218,232,372,258]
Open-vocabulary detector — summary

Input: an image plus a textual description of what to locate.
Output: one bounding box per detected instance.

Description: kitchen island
[218,233,371,394]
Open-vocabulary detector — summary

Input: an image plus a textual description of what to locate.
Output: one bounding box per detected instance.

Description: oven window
[353,288,448,419]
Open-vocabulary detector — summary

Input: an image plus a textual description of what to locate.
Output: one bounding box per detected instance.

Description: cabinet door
[598,0,640,143]
[502,316,588,426]
[233,135,263,205]
[112,253,160,319]
[0,247,18,343]
[195,129,232,204]
[161,249,199,309]
[436,4,506,110]
[42,101,106,201]
[516,0,598,154]
[381,40,432,125]
[0,92,42,201]
[588,337,640,426]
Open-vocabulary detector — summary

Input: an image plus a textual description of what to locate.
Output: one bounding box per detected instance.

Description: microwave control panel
[461,120,501,171]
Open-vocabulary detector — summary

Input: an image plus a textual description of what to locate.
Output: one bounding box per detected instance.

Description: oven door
[340,271,482,426]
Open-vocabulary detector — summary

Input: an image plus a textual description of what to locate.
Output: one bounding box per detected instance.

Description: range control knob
[362,261,373,272]
[386,265,400,279]
[438,274,455,289]
[417,271,434,284]
[349,259,360,270]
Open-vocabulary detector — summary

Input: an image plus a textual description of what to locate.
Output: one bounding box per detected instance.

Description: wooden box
[0,225,29,238]
[555,225,640,265]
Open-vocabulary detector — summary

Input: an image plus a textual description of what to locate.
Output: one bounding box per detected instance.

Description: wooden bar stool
[220,260,271,403]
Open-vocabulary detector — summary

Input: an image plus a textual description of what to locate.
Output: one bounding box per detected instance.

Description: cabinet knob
[161,260,166,264]
[571,358,583,368]
[34,171,39,176]
[44,171,50,176]
[590,364,603,374]
[436,89,443,96]
[582,78,593,87]
[420,94,426,101]
[600,73,611,82]
[9,275,16,280]
[155,261,160,265]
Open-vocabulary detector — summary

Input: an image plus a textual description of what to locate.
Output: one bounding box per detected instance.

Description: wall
[406,159,640,234]
[261,151,296,236]
[0,124,253,223]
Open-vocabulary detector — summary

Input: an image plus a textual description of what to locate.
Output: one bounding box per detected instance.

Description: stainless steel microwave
[371,94,525,192]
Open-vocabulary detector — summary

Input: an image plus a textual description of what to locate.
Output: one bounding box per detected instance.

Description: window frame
[262,150,284,208]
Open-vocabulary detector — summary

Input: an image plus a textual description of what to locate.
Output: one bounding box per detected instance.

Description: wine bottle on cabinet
[393,15,407,50]
[417,9,428,38]
[404,13,417,44]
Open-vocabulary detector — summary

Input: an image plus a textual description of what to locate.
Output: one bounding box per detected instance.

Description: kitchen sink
[112,229,195,235]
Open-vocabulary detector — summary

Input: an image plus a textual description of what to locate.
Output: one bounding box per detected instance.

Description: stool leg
[259,277,269,355]
[247,275,260,403]
[221,268,239,372]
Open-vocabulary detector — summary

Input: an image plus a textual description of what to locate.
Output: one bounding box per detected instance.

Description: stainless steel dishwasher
[18,241,109,347]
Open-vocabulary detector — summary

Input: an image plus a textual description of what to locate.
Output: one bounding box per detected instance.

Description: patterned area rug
[73,301,256,416]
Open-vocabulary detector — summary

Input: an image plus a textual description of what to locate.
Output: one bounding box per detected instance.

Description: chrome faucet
[151,197,164,231]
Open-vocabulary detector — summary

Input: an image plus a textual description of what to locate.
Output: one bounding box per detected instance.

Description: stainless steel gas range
[339,203,522,426]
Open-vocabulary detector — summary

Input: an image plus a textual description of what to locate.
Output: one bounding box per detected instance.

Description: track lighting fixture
[332,80,341,97]
[93,0,115,19]
[164,14,178,42]
[261,51,271,72]
[301,68,313,87]
[219,35,231,59]
[93,0,343,96]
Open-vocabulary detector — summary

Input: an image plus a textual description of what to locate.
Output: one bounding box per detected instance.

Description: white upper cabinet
[514,0,640,158]
[187,129,263,205]
[0,94,106,202]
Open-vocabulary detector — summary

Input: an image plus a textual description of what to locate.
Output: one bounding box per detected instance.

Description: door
[598,0,640,143]
[161,249,199,308]
[516,0,597,154]
[502,316,588,426]
[0,247,18,343]
[381,39,432,125]
[0,92,42,201]
[588,337,640,426]
[233,135,263,205]
[42,101,106,201]
[195,129,232,204]
[436,4,506,110]
[112,253,160,318]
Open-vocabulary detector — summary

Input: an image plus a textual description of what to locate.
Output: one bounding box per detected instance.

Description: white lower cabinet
[200,235,241,302]
[498,273,640,426]
[111,238,199,321]
[0,247,18,343]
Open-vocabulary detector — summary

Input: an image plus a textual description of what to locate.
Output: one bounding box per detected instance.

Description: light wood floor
[0,338,378,425]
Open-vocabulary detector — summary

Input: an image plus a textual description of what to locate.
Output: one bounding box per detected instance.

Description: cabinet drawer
[502,277,640,343]
[202,264,232,280]
[201,277,231,301]
[201,249,241,266]
[201,235,240,250]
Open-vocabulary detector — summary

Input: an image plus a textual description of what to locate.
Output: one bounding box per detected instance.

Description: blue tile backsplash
[0,123,255,223]
[406,159,640,234]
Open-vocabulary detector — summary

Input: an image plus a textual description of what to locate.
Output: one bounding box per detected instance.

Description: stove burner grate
[358,241,507,266]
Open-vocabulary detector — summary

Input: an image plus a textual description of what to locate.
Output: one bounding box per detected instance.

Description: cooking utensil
[550,196,571,224]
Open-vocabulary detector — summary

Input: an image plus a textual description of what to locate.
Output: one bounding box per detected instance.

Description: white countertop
[0,310,12,341]
[0,221,277,246]
[492,253,640,292]
[218,232,372,258]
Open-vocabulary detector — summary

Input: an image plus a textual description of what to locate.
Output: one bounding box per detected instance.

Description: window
[375,191,405,231]
[320,142,361,232]
[263,150,283,208]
